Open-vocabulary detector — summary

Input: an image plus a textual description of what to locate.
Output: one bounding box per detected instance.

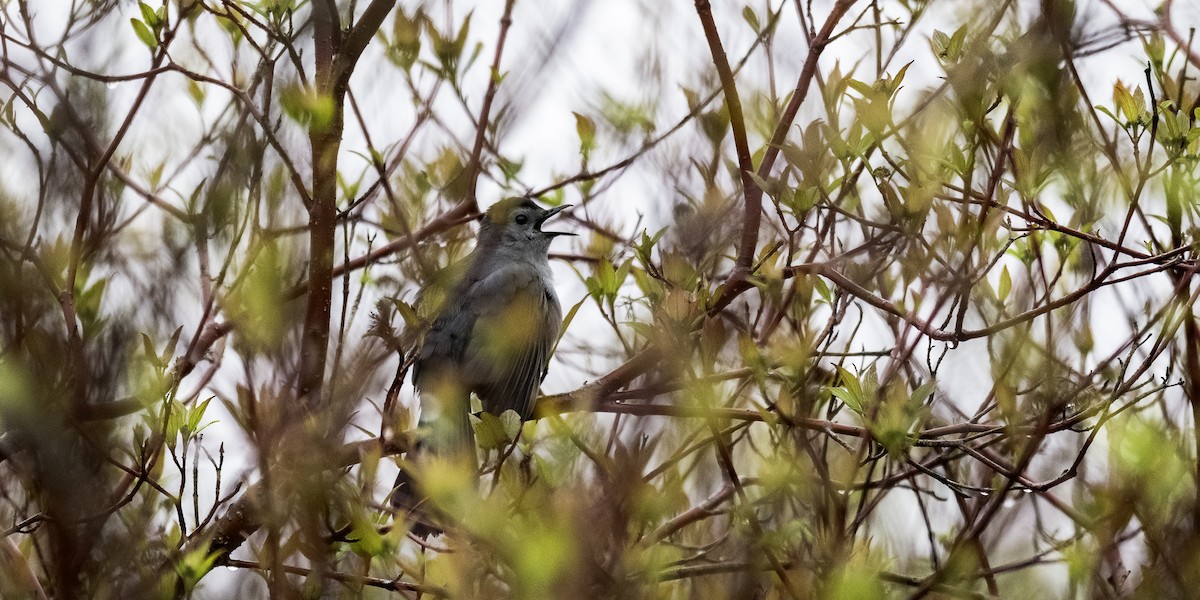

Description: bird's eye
[515,214,529,225]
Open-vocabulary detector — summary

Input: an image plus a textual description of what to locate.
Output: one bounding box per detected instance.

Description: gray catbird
[392,198,573,535]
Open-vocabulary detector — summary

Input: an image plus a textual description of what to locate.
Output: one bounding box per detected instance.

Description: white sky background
[4,0,1200,596]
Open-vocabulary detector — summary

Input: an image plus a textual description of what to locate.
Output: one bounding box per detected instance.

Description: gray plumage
[392,198,572,535]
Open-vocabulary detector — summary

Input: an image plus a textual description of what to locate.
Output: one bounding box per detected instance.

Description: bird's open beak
[536,204,576,237]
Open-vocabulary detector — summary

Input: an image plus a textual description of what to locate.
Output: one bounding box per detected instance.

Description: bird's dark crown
[483,197,541,225]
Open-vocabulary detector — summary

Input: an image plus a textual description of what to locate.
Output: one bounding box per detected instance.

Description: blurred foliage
[2,0,1200,598]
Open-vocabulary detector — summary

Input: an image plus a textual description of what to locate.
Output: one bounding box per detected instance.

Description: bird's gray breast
[416,259,560,419]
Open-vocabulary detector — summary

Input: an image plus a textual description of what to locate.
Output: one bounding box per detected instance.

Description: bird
[392,198,573,536]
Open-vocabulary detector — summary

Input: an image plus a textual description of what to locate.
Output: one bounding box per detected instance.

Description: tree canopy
[0,0,1198,598]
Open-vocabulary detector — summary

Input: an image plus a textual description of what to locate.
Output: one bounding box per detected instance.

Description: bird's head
[479,198,574,257]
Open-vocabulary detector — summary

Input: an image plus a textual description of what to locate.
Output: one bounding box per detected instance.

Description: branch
[692,0,760,282]
[298,0,396,407]
[298,0,340,407]
[707,0,857,312]
[186,434,408,569]
[312,0,338,92]
[223,559,448,596]
[642,483,736,545]
[288,201,480,300]
[337,0,397,79]
[463,0,517,212]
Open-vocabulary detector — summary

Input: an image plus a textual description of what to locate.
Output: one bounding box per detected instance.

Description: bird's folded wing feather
[458,262,562,419]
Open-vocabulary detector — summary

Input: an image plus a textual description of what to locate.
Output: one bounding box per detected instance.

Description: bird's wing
[411,254,475,390]
[458,262,562,419]
[410,256,481,455]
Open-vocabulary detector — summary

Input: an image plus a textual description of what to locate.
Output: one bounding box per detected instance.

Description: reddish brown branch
[1181,281,1200,526]
[223,558,448,596]
[464,0,518,212]
[298,0,398,407]
[692,0,761,282]
[707,0,857,312]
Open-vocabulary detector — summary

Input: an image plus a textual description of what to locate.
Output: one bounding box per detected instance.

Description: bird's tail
[390,451,442,538]
[391,387,476,538]
[391,435,480,537]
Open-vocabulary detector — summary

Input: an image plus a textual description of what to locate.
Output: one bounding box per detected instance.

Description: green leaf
[130,18,158,49]
[139,2,158,28]
[173,547,221,591]
[737,332,764,370]
[932,25,968,62]
[453,11,473,57]
[614,259,632,294]
[747,171,782,197]
[389,8,423,71]
[699,107,730,144]
[1144,31,1165,67]
[141,333,158,365]
[623,320,657,342]
[874,427,914,459]
[76,278,107,329]
[279,85,334,131]
[555,296,585,346]
[390,299,421,329]
[499,409,522,441]
[846,79,875,97]
[1113,81,1142,124]
[814,276,832,303]
[473,411,509,450]
[185,397,213,435]
[947,25,968,59]
[582,274,600,301]
[347,513,388,557]
[166,325,183,361]
[931,30,950,57]
[1166,167,1183,239]
[1099,104,1123,124]
[146,161,165,190]
[998,265,1012,303]
[829,387,863,414]
[573,112,597,160]
[888,62,912,96]
[832,366,866,413]
[742,6,760,32]
[165,402,183,449]
[910,381,937,407]
[633,227,666,267]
